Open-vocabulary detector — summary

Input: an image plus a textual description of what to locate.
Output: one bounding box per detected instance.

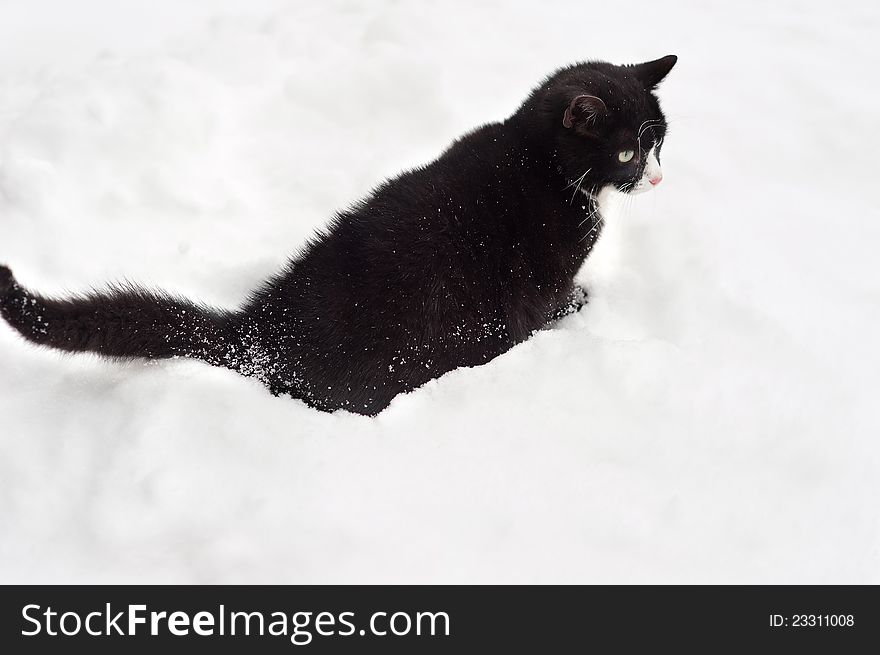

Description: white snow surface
[1,0,878,583]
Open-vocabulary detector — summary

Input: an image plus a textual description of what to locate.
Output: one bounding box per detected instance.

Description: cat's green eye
[618,150,635,163]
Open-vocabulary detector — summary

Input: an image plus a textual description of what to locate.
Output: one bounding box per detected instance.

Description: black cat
[0,56,677,415]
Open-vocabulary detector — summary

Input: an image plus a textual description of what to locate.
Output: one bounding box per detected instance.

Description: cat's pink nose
[649,174,662,186]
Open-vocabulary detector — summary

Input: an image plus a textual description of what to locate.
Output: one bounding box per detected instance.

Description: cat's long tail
[0,264,240,369]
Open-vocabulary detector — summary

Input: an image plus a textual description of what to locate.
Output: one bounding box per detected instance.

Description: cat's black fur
[0,56,676,415]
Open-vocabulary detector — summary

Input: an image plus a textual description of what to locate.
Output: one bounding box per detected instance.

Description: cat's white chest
[579,184,618,222]
[594,185,617,221]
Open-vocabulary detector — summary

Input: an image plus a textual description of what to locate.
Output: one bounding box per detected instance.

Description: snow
[1,0,878,583]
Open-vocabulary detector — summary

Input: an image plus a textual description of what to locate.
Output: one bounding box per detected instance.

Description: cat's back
[312,122,508,273]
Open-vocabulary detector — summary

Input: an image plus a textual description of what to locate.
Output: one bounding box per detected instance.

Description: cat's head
[520,56,677,197]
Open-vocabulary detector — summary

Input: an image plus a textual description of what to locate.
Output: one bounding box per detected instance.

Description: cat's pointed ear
[628,55,678,89]
[562,94,606,129]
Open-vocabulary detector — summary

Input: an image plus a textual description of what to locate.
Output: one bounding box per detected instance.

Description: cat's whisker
[578,206,600,227]
[569,168,591,204]
[579,216,604,243]
[637,119,664,155]
[637,118,664,140]
[636,118,655,136]
[578,186,604,238]
[563,168,589,191]
[580,184,598,201]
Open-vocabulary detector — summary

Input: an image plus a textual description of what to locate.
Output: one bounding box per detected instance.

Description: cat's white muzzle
[628,146,662,194]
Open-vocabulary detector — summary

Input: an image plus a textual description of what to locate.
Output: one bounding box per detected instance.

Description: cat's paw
[0,265,14,296]
[545,285,590,325]
[569,285,589,311]
[558,285,590,317]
